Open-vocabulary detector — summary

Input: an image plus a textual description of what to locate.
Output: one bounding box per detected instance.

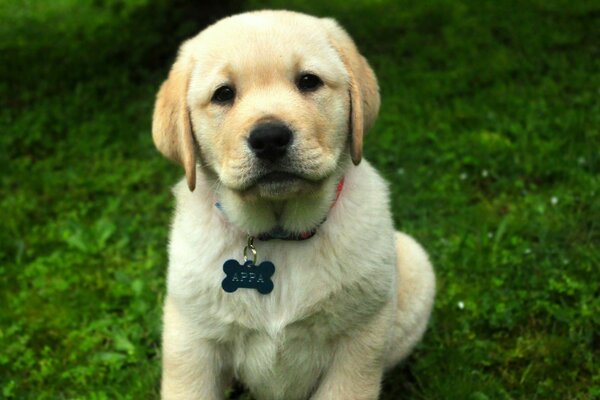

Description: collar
[215,178,345,241]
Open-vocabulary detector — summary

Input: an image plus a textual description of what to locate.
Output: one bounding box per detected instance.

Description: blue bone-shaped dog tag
[222,259,275,294]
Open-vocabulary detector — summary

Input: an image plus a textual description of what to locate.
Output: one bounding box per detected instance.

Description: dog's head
[153,10,379,230]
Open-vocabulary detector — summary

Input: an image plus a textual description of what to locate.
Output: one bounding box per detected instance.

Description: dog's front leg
[310,302,394,400]
[161,297,227,400]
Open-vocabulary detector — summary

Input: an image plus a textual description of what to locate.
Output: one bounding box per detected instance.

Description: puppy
[152,10,435,400]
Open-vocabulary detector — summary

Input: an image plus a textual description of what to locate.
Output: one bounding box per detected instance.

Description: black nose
[248,122,293,161]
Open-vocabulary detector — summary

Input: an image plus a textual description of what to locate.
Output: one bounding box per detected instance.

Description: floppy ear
[152,43,197,191]
[322,19,380,165]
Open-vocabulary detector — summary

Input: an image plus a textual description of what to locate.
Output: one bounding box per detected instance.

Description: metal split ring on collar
[243,235,257,264]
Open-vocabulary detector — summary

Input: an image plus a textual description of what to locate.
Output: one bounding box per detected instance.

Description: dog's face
[153,10,380,203]
[187,14,350,200]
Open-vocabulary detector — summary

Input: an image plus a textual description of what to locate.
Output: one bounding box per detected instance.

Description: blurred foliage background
[0,0,598,399]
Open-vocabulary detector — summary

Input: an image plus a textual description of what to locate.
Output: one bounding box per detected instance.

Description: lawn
[0,0,598,399]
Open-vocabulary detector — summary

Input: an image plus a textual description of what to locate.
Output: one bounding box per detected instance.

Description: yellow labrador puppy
[153,10,435,400]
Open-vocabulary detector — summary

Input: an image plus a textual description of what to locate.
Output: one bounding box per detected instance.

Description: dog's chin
[240,172,322,201]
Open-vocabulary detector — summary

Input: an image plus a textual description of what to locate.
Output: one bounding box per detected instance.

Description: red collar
[334,177,345,202]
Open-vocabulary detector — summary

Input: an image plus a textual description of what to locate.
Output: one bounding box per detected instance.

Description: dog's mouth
[241,171,322,199]
[256,171,303,184]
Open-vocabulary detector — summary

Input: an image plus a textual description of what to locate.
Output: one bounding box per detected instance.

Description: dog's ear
[322,19,380,165]
[152,42,197,191]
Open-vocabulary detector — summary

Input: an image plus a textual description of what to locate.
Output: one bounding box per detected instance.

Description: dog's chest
[229,316,332,400]
[219,262,391,400]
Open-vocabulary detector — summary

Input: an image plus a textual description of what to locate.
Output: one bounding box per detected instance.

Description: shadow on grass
[1,0,242,109]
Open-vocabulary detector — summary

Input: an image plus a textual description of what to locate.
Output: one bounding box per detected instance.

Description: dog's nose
[248,122,293,161]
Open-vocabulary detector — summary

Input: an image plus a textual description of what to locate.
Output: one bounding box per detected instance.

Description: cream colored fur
[153,10,435,400]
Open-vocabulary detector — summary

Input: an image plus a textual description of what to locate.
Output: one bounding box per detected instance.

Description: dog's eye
[296,73,323,92]
[211,85,235,104]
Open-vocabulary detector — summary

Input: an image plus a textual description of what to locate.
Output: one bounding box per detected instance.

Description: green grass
[1,0,598,398]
